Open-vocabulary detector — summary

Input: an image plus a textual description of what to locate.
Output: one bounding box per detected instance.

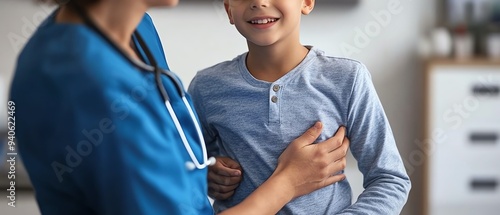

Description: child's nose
[250,0,269,9]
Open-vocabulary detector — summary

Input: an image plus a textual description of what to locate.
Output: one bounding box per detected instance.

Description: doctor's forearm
[218,172,294,215]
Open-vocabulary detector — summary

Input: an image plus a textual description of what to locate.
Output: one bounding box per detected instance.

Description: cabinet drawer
[428,125,500,156]
[429,67,500,128]
[429,162,500,205]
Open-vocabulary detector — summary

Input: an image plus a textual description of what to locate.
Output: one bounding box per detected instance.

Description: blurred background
[0,0,499,214]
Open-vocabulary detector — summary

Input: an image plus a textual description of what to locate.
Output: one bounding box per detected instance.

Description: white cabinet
[425,60,500,215]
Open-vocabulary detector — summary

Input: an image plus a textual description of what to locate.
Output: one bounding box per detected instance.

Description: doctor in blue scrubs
[9,0,349,214]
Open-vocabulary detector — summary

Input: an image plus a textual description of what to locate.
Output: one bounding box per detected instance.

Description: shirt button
[271,96,278,103]
[273,85,280,92]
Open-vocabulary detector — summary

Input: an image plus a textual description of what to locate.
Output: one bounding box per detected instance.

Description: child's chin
[250,39,279,47]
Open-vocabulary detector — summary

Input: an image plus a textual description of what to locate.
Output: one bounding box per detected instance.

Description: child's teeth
[251,18,276,24]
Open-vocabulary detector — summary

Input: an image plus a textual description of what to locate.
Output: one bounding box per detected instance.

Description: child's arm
[338,64,411,214]
[220,123,349,215]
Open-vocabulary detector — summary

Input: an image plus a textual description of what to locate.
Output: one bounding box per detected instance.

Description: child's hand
[207,156,243,200]
[274,122,349,198]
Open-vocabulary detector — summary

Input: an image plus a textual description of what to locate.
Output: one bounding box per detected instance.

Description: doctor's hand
[208,156,243,200]
[274,122,349,198]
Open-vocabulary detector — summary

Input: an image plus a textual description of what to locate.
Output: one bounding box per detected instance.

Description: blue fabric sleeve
[338,65,411,214]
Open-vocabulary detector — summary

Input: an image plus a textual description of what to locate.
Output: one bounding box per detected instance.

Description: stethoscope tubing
[68,1,215,170]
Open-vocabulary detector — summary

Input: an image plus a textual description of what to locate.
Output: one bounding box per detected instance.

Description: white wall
[0,0,436,214]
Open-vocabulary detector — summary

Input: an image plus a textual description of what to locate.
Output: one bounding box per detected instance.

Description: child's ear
[224,0,235,25]
[301,0,315,15]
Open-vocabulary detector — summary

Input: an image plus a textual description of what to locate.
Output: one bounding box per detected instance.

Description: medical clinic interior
[1,0,499,214]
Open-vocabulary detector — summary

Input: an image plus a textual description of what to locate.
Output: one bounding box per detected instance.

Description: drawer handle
[473,85,500,96]
[470,132,498,144]
[470,178,498,191]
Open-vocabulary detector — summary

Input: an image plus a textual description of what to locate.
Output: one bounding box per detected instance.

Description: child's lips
[247,18,280,29]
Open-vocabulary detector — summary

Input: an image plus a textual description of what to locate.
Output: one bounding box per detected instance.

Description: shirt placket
[269,83,282,124]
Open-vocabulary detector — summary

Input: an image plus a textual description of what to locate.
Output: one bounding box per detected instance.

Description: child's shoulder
[308,47,370,80]
[310,47,367,73]
[196,53,246,77]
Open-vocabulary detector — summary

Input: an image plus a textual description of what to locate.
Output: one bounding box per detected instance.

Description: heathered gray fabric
[188,47,411,215]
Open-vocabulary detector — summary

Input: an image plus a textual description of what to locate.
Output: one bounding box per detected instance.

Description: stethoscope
[69,2,215,170]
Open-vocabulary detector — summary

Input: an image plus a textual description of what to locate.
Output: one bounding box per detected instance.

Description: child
[188,0,411,214]
[9,0,349,214]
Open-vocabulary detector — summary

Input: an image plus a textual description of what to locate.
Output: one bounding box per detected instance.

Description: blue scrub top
[10,11,214,215]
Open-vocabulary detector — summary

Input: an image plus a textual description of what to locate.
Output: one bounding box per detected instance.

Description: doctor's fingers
[322,173,347,187]
[324,136,349,165]
[327,157,347,175]
[318,134,349,158]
